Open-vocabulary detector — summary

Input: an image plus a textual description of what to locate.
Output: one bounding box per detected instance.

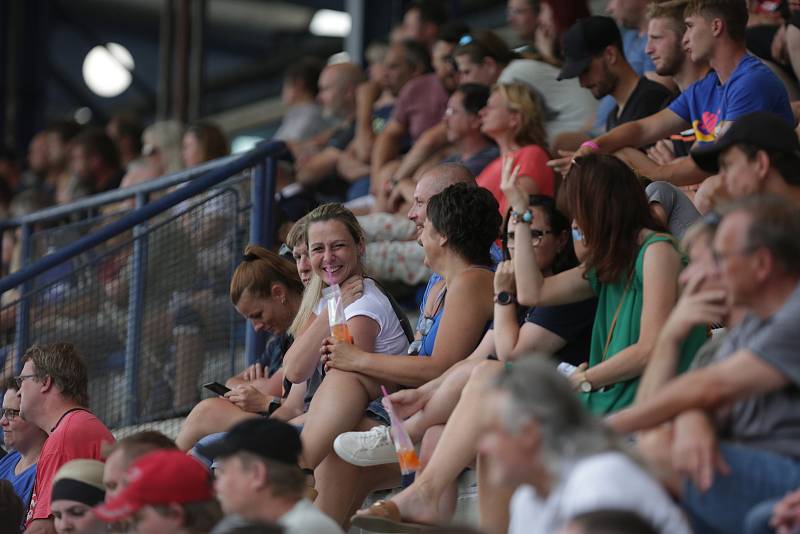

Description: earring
[281,297,287,305]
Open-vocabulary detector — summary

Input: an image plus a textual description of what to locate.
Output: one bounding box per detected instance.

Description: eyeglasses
[1,408,20,421]
[12,374,37,389]
[572,228,585,243]
[507,229,553,248]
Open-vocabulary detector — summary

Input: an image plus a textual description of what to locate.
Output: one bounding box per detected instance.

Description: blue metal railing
[1,140,286,425]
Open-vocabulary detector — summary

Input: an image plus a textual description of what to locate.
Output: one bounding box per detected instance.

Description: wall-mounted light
[309,9,351,38]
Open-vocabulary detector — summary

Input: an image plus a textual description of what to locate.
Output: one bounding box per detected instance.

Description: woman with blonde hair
[477,82,555,214]
[293,189,499,525]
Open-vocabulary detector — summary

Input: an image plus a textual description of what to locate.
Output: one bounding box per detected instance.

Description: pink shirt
[391,73,449,142]
[26,409,114,525]
[476,145,554,214]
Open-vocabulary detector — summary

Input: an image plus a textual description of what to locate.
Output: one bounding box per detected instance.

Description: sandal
[350,500,437,533]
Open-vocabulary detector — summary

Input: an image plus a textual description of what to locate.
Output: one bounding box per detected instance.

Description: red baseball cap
[94,450,214,522]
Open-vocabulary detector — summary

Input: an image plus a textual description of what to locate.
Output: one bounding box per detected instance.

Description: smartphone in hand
[203,381,231,396]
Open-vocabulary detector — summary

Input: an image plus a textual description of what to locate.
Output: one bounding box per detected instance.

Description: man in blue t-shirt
[0,379,47,514]
[557,0,794,188]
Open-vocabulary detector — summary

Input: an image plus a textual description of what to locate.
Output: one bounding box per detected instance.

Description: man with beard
[556,0,794,190]
[556,16,673,132]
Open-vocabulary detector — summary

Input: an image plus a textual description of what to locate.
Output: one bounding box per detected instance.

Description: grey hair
[493,355,627,471]
[719,194,800,276]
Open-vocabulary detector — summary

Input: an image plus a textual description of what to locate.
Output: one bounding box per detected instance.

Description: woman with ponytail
[175,244,305,450]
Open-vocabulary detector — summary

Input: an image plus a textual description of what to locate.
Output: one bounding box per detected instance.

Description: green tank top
[582,232,707,416]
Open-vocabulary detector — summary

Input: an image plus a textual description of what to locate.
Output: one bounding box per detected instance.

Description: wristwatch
[494,291,517,305]
[579,377,593,393]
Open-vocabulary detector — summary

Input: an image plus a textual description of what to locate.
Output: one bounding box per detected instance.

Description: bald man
[295,62,365,189]
[358,162,483,285]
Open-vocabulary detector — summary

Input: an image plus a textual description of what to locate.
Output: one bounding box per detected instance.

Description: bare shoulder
[448,267,495,295]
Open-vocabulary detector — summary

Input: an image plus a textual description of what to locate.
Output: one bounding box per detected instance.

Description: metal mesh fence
[1,181,252,438]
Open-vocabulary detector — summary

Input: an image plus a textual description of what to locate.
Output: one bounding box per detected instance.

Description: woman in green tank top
[507,154,707,415]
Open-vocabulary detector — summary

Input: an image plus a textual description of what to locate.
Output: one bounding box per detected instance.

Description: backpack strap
[368,277,415,344]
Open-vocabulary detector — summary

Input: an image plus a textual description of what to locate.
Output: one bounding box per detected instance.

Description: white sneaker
[333,425,399,467]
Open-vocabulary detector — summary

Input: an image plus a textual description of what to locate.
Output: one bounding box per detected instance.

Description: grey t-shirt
[279,498,345,534]
[711,282,800,458]
[210,501,344,534]
[646,181,701,240]
[273,103,331,142]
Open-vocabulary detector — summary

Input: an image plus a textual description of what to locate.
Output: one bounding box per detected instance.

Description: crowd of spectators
[4,0,800,533]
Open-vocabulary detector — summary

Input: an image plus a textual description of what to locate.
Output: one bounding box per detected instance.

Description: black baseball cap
[196,418,302,464]
[557,16,623,81]
[690,111,800,173]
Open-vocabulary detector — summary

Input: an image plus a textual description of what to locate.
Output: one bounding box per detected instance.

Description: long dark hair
[559,154,666,283]
[501,195,578,274]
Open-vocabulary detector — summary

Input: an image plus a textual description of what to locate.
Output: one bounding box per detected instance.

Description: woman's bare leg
[300,369,382,469]
[401,332,496,441]
[175,397,259,451]
[358,360,502,524]
[419,424,458,520]
[403,358,483,441]
[477,452,515,534]
[316,417,401,525]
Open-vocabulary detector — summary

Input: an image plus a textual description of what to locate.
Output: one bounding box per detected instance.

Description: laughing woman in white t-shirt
[290,192,500,525]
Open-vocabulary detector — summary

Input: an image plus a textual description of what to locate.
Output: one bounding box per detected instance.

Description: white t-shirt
[278,498,345,534]
[314,278,409,355]
[509,452,691,534]
[499,59,597,142]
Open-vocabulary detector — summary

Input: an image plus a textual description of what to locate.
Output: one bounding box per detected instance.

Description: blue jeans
[681,443,800,534]
[346,176,371,201]
[744,498,780,534]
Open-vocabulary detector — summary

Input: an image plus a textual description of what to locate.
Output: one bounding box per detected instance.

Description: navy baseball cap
[196,418,302,464]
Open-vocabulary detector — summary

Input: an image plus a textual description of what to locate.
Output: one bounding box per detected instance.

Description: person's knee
[336,368,380,397]
[465,360,502,390]
[188,397,230,422]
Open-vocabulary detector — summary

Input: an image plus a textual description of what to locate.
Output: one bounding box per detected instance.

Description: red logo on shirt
[692,111,720,142]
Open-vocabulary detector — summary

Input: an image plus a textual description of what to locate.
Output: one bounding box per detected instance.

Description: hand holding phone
[203,381,231,396]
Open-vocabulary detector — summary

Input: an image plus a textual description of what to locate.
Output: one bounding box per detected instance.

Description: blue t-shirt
[0,450,36,511]
[668,54,793,147]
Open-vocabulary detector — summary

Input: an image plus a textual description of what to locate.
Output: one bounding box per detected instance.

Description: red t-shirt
[391,73,449,142]
[476,145,554,215]
[26,409,114,525]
